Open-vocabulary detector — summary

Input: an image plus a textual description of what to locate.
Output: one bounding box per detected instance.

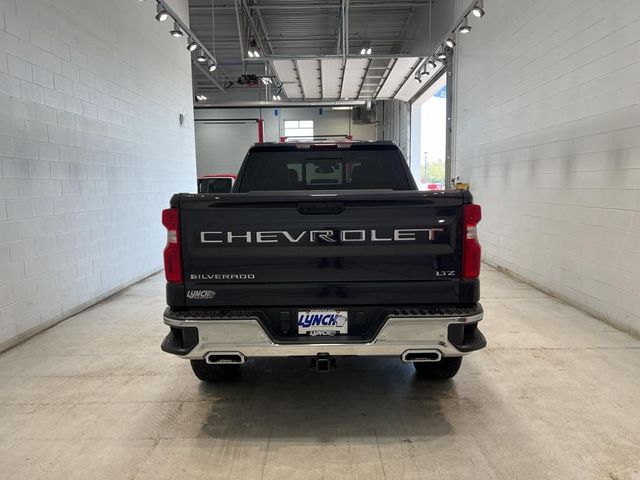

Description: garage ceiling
[188,0,439,102]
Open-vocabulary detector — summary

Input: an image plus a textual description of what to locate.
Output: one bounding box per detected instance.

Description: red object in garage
[258,118,264,143]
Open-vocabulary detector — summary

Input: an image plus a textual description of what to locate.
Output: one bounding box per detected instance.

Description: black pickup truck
[161,141,486,382]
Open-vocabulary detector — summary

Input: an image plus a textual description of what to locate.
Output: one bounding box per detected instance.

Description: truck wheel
[190,360,241,382]
[413,356,462,380]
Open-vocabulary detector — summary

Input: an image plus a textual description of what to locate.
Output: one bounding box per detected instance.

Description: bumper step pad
[161,326,199,356]
[447,322,487,352]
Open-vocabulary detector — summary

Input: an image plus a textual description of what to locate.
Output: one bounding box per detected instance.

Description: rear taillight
[162,208,183,283]
[462,204,482,279]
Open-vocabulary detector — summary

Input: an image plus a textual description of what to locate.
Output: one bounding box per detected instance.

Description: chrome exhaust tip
[204,352,246,364]
[401,350,442,363]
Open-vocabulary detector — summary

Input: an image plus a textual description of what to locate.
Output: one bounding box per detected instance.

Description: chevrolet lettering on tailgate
[200,228,445,244]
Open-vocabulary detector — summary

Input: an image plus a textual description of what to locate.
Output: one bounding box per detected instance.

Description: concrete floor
[0,266,639,480]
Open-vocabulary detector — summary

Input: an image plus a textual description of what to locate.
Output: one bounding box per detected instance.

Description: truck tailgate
[174,190,472,308]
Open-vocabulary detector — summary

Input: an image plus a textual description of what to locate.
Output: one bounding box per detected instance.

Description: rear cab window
[237,145,414,192]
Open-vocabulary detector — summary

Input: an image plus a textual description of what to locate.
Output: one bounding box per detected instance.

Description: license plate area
[297,309,348,336]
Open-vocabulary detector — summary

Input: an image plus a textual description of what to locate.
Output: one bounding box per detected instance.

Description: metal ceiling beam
[240,0,287,100]
[248,2,430,9]
[335,0,342,55]
[193,61,226,92]
[395,6,416,53]
[188,2,430,11]
[344,0,350,59]
[251,1,274,55]
[195,100,367,108]
[240,0,268,54]
[246,53,424,61]
[261,36,415,42]
[232,0,246,74]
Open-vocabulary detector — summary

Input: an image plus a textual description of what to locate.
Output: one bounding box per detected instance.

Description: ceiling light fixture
[170,21,183,37]
[247,39,260,58]
[472,0,485,18]
[208,61,217,72]
[414,0,486,85]
[360,42,372,56]
[196,94,207,101]
[187,40,198,52]
[459,17,471,33]
[196,50,207,63]
[155,4,169,22]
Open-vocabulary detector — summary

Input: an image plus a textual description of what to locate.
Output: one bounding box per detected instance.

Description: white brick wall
[453,0,640,335]
[0,0,196,349]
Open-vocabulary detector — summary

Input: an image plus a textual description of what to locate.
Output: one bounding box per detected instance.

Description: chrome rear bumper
[162,305,486,360]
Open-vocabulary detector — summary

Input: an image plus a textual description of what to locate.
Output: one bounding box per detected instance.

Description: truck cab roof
[248,141,399,152]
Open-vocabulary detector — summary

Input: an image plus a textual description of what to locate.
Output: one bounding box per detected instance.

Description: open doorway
[410,73,447,190]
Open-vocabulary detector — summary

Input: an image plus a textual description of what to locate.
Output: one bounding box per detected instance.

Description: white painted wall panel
[454,0,640,335]
[194,107,378,175]
[377,100,410,163]
[195,121,257,175]
[0,0,196,349]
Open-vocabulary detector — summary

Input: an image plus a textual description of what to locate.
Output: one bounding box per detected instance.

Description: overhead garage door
[195,120,259,176]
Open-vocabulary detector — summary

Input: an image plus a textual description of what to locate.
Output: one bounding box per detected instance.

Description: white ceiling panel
[296,59,321,99]
[340,58,369,100]
[376,57,419,99]
[273,59,303,99]
[321,59,342,99]
[396,62,444,102]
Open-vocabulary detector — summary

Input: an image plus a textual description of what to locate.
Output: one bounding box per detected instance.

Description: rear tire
[413,356,462,380]
[190,360,241,382]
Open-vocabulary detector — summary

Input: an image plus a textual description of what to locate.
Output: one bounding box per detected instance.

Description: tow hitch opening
[311,353,336,372]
